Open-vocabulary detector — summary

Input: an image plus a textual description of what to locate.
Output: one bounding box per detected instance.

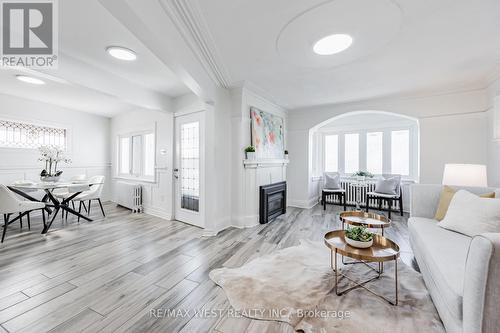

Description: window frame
[366,131,383,175]
[319,124,418,180]
[343,132,360,174]
[323,134,339,173]
[117,129,156,182]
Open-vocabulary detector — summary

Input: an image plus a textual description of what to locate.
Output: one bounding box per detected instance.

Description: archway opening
[308,110,420,206]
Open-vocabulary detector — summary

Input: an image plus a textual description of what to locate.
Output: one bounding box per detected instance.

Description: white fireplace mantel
[239,158,288,228]
[243,159,289,168]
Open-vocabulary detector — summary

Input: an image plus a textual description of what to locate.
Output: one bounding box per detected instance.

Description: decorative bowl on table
[345,237,373,249]
[345,226,374,249]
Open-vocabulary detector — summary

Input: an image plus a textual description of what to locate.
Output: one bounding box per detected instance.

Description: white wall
[486,77,500,187]
[204,88,233,234]
[287,89,490,207]
[420,112,487,184]
[0,93,111,199]
[110,108,174,219]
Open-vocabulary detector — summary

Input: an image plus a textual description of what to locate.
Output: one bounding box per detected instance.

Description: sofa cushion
[438,190,500,237]
[408,217,471,321]
[434,186,496,221]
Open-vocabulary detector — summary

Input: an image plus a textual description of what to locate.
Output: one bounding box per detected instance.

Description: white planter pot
[40,175,61,182]
[246,152,256,160]
[345,237,373,249]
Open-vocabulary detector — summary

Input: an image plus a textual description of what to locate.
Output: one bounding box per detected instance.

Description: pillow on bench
[324,173,341,190]
[374,175,400,195]
[434,186,495,221]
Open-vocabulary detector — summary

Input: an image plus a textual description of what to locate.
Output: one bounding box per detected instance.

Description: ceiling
[195,0,500,109]
[4,0,500,115]
[0,0,190,117]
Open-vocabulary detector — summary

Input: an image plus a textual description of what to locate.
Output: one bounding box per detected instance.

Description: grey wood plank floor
[0,202,415,333]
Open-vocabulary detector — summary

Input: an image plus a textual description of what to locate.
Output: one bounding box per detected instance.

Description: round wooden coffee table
[324,230,400,305]
[339,211,391,236]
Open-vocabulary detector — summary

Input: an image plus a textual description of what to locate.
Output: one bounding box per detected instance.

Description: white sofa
[409,184,500,333]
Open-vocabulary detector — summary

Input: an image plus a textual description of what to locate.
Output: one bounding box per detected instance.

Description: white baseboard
[143,205,173,220]
[232,214,259,228]
[288,197,319,209]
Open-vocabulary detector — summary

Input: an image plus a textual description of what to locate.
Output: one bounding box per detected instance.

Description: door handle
[173,168,179,179]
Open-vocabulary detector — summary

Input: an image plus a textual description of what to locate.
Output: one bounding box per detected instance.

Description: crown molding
[159,0,231,88]
[289,85,490,112]
[232,80,288,112]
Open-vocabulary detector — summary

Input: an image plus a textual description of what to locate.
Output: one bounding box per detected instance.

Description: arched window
[311,112,419,180]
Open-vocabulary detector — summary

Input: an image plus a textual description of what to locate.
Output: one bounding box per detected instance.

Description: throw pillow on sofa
[438,190,500,237]
[434,186,495,221]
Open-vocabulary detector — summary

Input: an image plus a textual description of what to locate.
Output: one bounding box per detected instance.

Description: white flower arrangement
[38,145,71,177]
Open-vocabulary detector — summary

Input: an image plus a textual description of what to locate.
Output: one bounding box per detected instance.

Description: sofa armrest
[463,233,500,333]
[409,184,442,219]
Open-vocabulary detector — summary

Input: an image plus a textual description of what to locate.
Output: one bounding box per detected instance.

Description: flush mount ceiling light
[313,34,353,55]
[16,75,45,85]
[106,46,137,61]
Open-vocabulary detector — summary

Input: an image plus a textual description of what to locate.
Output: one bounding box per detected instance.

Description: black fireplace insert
[259,181,287,224]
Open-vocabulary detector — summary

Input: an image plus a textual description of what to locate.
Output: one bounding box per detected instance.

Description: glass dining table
[8,181,102,234]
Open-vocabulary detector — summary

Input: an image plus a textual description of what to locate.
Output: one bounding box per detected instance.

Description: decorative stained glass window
[180,121,200,212]
[0,119,66,149]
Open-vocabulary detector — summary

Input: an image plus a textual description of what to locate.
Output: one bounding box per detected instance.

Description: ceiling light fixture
[313,34,353,55]
[16,75,45,85]
[106,46,137,61]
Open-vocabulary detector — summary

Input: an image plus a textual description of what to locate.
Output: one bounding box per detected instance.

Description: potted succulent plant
[352,170,374,181]
[245,145,256,160]
[38,145,71,182]
[345,226,374,248]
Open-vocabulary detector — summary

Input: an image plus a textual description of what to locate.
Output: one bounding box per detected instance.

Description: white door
[174,112,204,227]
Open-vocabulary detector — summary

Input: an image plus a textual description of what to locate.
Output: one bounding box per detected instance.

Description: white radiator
[116,181,143,213]
[323,179,401,211]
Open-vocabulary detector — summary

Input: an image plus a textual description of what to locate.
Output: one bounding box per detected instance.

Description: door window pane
[391,130,410,175]
[181,122,200,212]
[119,137,130,174]
[324,135,338,172]
[344,133,359,174]
[367,132,383,174]
[131,135,142,175]
[144,133,155,176]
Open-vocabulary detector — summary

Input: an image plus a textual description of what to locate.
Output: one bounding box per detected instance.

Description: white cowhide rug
[209,239,445,333]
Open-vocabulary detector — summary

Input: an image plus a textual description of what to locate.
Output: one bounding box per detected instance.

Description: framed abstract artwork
[250,107,284,159]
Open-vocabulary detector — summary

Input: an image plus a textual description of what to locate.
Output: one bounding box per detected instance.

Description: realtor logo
[0,0,58,68]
